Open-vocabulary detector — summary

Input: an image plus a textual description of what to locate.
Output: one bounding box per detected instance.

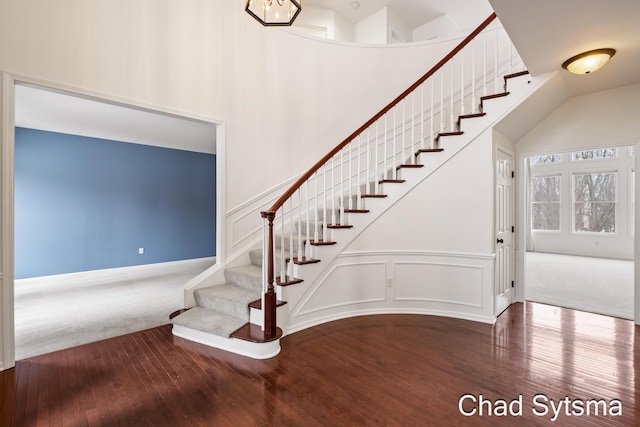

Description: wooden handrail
[264,12,497,215]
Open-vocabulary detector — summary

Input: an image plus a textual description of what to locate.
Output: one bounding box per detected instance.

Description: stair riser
[195,291,251,320]
[224,268,262,293]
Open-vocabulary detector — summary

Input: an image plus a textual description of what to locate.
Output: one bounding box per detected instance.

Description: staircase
[171,13,546,358]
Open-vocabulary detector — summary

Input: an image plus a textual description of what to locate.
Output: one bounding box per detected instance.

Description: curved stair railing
[258,13,526,339]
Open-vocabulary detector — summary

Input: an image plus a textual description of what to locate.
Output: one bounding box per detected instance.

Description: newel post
[261,211,277,338]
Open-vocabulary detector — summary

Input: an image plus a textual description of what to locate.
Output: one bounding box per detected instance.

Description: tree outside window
[573,172,617,233]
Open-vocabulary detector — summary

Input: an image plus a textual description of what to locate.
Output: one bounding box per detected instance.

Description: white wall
[292,6,334,40]
[517,84,640,155]
[517,84,640,260]
[354,7,388,44]
[332,11,355,42]
[413,15,461,42]
[346,131,495,256]
[387,7,412,43]
[0,0,467,367]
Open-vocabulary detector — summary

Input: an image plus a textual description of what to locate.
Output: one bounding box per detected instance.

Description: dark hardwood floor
[1,302,638,426]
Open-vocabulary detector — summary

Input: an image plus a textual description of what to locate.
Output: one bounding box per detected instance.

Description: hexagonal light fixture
[246,0,302,27]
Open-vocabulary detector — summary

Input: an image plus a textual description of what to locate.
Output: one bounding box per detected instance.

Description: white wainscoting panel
[225,174,300,256]
[286,251,495,334]
[393,261,484,308]
[295,261,387,316]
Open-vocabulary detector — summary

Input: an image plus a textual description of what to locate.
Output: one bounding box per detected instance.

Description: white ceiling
[15,84,217,154]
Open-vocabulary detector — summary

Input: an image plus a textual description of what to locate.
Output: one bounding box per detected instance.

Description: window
[573,172,617,233]
[531,175,561,230]
[631,170,635,236]
[531,154,562,164]
[572,148,618,161]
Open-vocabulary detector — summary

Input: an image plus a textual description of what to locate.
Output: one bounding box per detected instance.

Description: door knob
[497,238,504,244]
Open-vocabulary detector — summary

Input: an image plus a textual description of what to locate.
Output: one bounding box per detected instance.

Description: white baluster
[450,61,455,132]
[280,210,285,283]
[483,30,488,97]
[366,128,371,196]
[356,135,362,209]
[305,181,310,259]
[440,70,444,133]
[383,114,388,182]
[411,94,415,164]
[400,103,404,169]
[297,188,303,261]
[261,217,266,331]
[348,142,353,212]
[421,83,425,149]
[508,30,513,74]
[471,39,477,114]
[392,109,397,178]
[494,28,499,93]
[340,149,345,225]
[331,157,336,227]
[288,198,293,278]
[314,171,319,243]
[430,78,434,148]
[262,218,267,292]
[323,164,327,241]
[374,122,380,194]
[460,50,465,118]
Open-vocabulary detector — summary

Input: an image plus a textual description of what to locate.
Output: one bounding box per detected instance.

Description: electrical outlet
[138,248,144,255]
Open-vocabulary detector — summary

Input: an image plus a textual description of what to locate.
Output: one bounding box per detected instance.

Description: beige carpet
[525,252,633,320]
[14,257,214,360]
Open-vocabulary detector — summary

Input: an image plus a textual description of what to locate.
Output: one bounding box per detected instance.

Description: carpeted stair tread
[195,284,259,319]
[224,264,263,293]
[171,306,247,338]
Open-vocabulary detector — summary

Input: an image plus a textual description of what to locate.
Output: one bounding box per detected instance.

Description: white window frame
[629,167,635,237]
[531,173,563,233]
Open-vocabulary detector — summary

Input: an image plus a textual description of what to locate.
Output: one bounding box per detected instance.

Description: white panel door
[495,149,515,316]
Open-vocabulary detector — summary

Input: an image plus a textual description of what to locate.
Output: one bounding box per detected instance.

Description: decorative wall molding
[338,249,496,260]
[294,261,387,317]
[393,261,484,308]
[286,250,495,334]
[226,173,301,254]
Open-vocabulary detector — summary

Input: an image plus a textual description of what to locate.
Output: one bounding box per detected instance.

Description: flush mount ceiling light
[246,0,302,27]
[561,48,616,74]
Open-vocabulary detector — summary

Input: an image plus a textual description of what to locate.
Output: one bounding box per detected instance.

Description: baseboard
[172,324,281,359]
[16,257,216,287]
[285,308,496,336]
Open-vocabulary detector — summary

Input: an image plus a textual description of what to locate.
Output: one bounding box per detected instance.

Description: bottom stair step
[230,323,283,343]
[248,299,287,309]
[171,307,246,338]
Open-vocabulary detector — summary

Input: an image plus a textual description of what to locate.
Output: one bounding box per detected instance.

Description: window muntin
[573,172,617,233]
[531,175,561,231]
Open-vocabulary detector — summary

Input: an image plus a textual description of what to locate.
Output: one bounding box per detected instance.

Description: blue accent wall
[15,127,216,279]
